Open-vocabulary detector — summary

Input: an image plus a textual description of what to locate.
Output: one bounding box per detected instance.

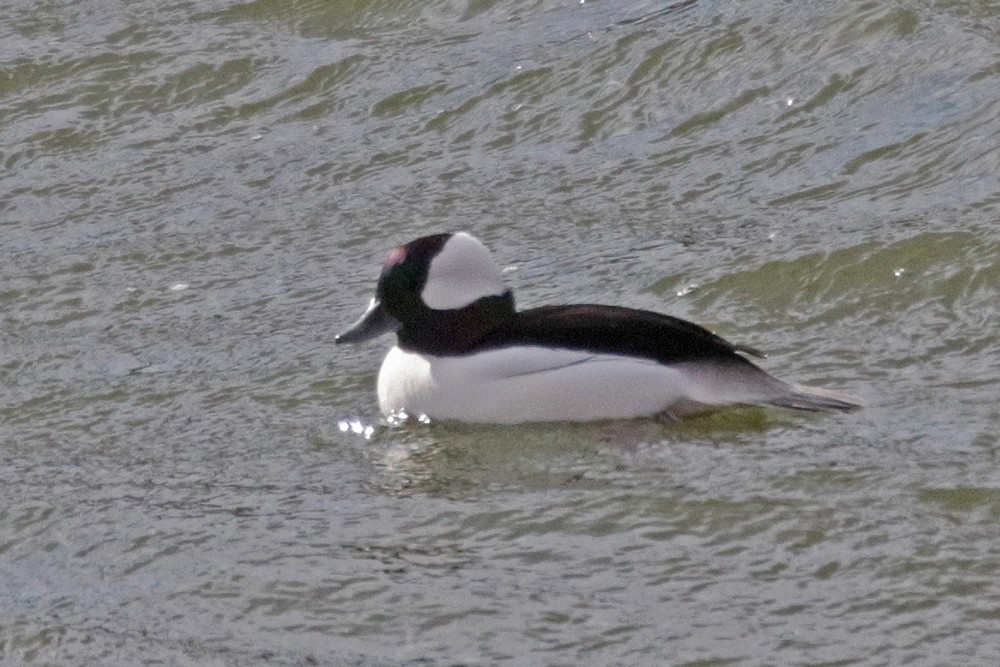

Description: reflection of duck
[337,232,861,423]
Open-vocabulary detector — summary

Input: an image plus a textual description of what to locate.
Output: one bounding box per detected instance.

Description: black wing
[478,304,763,364]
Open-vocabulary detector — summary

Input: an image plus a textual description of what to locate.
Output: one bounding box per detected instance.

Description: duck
[335,232,861,423]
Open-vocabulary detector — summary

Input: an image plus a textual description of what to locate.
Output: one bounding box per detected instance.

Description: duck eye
[379,262,421,300]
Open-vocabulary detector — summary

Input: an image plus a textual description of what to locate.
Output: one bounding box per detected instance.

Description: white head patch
[421,233,507,310]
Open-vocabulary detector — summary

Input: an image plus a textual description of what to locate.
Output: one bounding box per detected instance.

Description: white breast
[376,345,699,423]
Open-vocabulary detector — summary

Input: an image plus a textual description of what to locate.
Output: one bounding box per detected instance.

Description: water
[2,0,999,664]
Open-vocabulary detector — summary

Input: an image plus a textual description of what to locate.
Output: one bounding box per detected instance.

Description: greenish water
[2,0,999,665]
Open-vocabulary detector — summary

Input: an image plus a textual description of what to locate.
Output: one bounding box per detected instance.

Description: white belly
[376,345,696,423]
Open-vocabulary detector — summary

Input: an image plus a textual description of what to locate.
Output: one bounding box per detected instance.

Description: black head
[336,232,515,354]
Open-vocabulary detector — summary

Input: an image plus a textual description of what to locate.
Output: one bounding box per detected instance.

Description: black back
[474,304,762,364]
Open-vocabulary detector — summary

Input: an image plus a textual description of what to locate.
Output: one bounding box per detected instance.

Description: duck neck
[398,291,515,355]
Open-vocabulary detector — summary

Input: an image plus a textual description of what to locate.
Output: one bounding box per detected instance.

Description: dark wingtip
[735,342,767,359]
[773,385,864,413]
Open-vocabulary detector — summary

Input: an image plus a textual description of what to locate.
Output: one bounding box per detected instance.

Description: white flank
[420,232,507,310]
[377,346,695,423]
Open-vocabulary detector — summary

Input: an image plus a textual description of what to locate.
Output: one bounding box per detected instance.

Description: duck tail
[676,357,862,415]
[763,382,863,413]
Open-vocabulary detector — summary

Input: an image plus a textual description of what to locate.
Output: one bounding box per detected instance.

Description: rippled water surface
[3,0,1000,664]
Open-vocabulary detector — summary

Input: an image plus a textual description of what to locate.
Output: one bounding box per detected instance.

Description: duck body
[336,232,860,424]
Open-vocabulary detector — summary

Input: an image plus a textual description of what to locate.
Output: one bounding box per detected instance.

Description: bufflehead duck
[336,232,861,423]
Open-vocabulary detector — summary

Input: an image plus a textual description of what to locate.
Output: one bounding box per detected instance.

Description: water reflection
[356,408,793,499]
[336,417,376,440]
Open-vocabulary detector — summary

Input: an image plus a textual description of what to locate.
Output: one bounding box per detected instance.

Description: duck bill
[335,299,400,344]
